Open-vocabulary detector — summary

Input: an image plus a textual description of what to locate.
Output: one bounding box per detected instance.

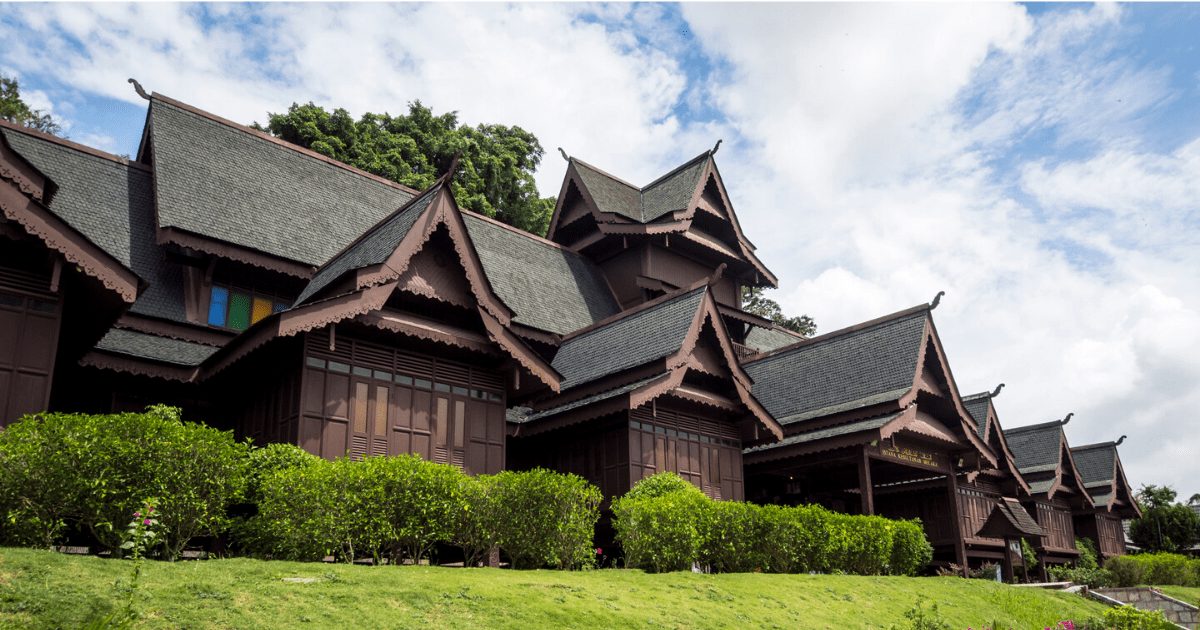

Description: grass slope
[0,548,1105,629]
[1152,585,1200,607]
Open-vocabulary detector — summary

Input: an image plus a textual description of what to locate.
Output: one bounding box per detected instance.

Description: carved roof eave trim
[0,180,140,303]
[157,226,315,279]
[359,310,496,355]
[0,131,48,201]
[79,350,198,382]
[912,317,999,468]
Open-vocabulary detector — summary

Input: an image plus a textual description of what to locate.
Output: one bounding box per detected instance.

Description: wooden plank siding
[1034,499,1077,553]
[628,406,744,501]
[0,255,61,427]
[297,328,506,474]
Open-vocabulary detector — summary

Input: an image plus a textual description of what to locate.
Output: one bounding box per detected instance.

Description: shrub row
[1106,552,1200,587]
[0,409,602,568]
[0,407,247,559]
[246,457,602,568]
[612,472,932,575]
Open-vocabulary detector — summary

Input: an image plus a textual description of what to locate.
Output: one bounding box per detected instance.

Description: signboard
[871,440,945,471]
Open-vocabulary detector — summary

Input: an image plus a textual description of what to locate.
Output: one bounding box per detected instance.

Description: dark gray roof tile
[962,393,992,438]
[295,186,438,305]
[552,287,705,390]
[571,153,707,223]
[463,215,619,335]
[744,411,902,454]
[743,324,804,353]
[2,127,187,323]
[1071,444,1117,486]
[744,310,927,425]
[95,328,219,366]
[149,99,414,266]
[1003,422,1064,472]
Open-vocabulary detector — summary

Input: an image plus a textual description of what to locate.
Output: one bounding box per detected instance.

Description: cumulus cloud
[1,3,1196,495]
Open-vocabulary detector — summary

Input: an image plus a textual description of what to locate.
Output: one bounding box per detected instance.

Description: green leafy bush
[0,407,248,558]
[1048,540,1112,587]
[369,454,466,562]
[1084,605,1176,630]
[700,499,769,573]
[759,504,830,573]
[486,469,602,569]
[613,489,709,573]
[254,457,391,562]
[454,474,500,567]
[243,443,319,505]
[1107,556,1147,588]
[623,471,706,502]
[890,519,934,576]
[1106,553,1200,587]
[827,513,895,575]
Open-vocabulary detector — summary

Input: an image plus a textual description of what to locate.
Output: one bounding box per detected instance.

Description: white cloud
[1,3,1197,497]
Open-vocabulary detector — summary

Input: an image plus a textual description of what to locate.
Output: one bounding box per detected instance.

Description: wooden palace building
[0,86,1140,571]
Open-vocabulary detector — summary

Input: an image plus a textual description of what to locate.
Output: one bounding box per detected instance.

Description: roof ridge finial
[711,139,722,155]
[929,290,945,310]
[708,262,727,287]
[989,383,1005,398]
[1115,435,1126,446]
[441,151,462,184]
[1061,412,1073,425]
[557,147,569,162]
[128,78,150,101]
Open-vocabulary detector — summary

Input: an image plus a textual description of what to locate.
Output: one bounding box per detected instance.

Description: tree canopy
[255,102,555,236]
[741,286,817,337]
[1128,485,1200,553]
[0,74,61,136]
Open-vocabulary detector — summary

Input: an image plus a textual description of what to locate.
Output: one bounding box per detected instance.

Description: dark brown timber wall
[0,252,61,427]
[299,329,507,474]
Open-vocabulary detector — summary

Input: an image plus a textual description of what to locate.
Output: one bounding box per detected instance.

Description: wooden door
[0,289,61,427]
[348,376,392,460]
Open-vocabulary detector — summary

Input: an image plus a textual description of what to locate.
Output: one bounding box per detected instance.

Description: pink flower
[147,507,154,514]
[595,548,602,555]
[143,519,152,526]
[134,511,142,518]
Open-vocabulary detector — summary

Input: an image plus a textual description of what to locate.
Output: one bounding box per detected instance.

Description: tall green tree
[741,286,816,337]
[1128,485,1200,553]
[0,74,61,135]
[255,101,555,236]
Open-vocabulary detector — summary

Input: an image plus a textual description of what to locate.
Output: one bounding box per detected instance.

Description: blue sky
[2,3,1198,498]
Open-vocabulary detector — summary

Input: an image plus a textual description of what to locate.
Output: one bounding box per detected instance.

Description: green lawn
[0,547,1105,629]
[1153,585,1200,607]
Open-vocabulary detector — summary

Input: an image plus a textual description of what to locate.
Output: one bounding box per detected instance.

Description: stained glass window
[227,291,252,331]
[207,287,229,327]
[251,297,273,325]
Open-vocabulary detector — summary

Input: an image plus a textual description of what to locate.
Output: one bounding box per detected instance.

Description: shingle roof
[1003,421,1064,473]
[962,393,992,438]
[552,287,706,390]
[294,185,439,305]
[2,126,187,322]
[94,328,219,366]
[1071,444,1117,487]
[514,373,668,424]
[743,309,927,425]
[148,98,414,266]
[571,153,708,223]
[743,324,804,353]
[978,498,1045,538]
[462,214,619,335]
[744,411,902,454]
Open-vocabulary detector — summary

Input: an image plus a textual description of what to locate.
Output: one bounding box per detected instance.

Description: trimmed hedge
[251,458,601,568]
[0,406,248,559]
[1107,553,1200,587]
[613,472,933,575]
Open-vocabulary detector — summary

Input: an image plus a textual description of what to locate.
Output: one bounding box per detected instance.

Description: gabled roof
[961,388,1032,496]
[569,154,707,223]
[962,392,992,438]
[1071,439,1141,517]
[1003,418,1093,506]
[977,498,1045,539]
[743,323,806,354]
[552,286,706,391]
[461,213,619,335]
[0,122,162,309]
[743,306,929,425]
[145,95,417,269]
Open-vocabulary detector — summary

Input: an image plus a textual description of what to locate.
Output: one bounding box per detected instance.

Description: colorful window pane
[251,296,272,325]
[227,291,252,331]
[207,287,229,327]
[272,302,288,314]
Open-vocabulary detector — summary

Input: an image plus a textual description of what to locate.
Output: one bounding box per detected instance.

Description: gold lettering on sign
[879,444,939,468]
